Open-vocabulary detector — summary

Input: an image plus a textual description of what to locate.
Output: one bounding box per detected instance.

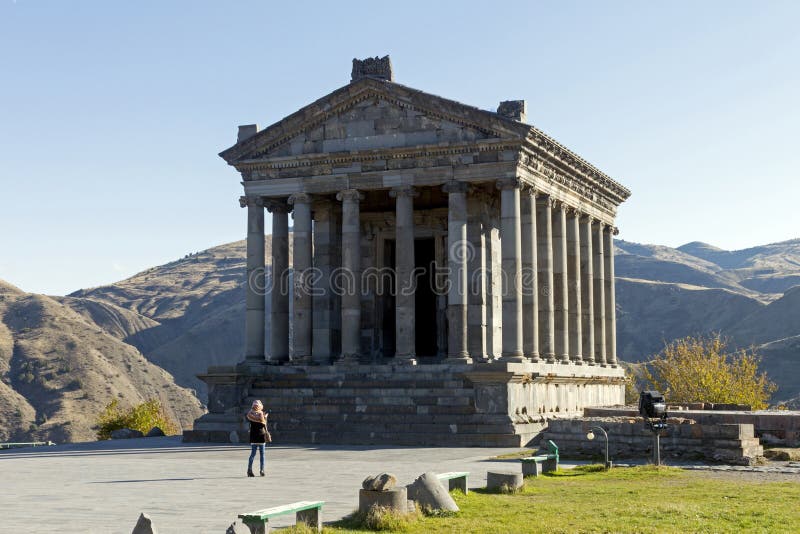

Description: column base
[527,352,540,363]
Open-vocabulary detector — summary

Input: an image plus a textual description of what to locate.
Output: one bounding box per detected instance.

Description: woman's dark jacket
[248,418,267,444]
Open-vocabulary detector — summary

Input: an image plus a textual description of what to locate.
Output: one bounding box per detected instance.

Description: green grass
[315,465,800,533]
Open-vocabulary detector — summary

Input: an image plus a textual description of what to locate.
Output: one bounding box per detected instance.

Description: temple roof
[220,75,630,202]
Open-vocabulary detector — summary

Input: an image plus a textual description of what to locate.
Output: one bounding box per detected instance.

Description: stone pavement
[0,436,525,533]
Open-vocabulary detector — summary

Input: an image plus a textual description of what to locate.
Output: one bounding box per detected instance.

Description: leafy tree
[641,334,777,409]
[96,398,178,440]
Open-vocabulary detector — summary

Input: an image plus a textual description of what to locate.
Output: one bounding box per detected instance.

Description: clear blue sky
[1,1,798,295]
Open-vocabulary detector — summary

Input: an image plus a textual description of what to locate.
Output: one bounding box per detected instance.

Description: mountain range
[1,236,799,443]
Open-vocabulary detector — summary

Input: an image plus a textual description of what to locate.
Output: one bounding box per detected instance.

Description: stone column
[552,202,569,363]
[390,186,417,364]
[467,192,489,361]
[485,209,502,359]
[444,181,471,362]
[266,199,291,363]
[604,226,618,367]
[520,189,539,362]
[312,199,336,364]
[288,193,312,363]
[566,208,582,364]
[241,195,266,364]
[337,189,363,363]
[592,222,607,366]
[497,178,525,362]
[536,195,555,363]
[579,216,595,365]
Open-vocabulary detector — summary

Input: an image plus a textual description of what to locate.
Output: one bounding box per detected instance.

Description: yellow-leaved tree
[642,334,777,409]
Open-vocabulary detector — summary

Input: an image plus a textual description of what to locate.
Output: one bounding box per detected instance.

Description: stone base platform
[184,361,625,447]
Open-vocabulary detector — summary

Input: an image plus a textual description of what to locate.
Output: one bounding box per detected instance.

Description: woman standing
[246,400,268,477]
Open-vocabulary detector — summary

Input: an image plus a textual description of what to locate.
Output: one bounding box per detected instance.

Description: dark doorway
[414,238,438,357]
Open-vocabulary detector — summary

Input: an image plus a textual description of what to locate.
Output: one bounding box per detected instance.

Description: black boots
[247,469,255,477]
[260,470,265,477]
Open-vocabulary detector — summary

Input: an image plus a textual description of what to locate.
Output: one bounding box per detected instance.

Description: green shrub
[95,398,178,440]
[642,334,777,409]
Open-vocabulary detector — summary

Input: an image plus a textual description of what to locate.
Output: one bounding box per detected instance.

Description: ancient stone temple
[186,57,631,446]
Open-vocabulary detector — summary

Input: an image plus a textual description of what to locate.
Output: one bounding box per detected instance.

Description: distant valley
[2,236,799,443]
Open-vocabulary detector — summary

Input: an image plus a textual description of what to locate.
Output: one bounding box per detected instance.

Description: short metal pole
[653,432,661,466]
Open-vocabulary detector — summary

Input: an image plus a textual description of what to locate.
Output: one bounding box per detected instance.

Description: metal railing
[0,441,56,450]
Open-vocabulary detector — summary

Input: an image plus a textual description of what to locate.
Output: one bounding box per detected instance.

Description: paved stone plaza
[0,437,524,533]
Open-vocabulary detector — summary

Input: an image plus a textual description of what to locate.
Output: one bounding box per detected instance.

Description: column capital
[265,199,292,214]
[239,195,264,209]
[336,189,364,202]
[442,180,468,194]
[604,225,620,236]
[536,193,555,207]
[389,185,419,198]
[287,192,312,206]
[495,177,522,191]
[552,199,569,212]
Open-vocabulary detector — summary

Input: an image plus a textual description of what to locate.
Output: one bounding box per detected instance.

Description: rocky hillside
[0,280,204,444]
[69,240,270,395]
[616,238,800,401]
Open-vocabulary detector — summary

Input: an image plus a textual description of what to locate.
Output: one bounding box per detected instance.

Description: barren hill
[0,280,204,443]
[69,239,272,395]
[617,238,800,401]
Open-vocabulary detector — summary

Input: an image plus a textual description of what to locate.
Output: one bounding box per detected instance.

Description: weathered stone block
[486,471,523,492]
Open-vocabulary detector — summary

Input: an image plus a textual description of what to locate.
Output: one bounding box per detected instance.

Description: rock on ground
[131,512,157,534]
[406,472,458,512]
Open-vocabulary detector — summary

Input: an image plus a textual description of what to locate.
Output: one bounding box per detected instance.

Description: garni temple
[186,57,631,446]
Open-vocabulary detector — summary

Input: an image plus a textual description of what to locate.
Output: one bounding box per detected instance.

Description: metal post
[653,432,661,466]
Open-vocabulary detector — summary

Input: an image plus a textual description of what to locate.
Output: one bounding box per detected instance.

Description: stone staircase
[242,367,541,447]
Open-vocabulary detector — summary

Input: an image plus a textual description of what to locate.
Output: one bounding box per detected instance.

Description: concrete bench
[238,501,323,534]
[436,471,469,494]
[521,440,559,477]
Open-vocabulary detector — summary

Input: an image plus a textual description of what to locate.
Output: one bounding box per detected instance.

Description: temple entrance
[380,237,439,359]
[414,238,438,357]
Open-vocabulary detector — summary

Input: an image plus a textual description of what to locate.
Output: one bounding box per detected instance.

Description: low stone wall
[586,407,800,447]
[185,361,625,447]
[542,416,764,466]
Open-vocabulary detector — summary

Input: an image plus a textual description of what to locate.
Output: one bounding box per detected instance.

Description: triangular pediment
[220,78,532,164]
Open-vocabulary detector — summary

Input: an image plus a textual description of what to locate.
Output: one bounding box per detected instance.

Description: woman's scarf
[247,409,266,424]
